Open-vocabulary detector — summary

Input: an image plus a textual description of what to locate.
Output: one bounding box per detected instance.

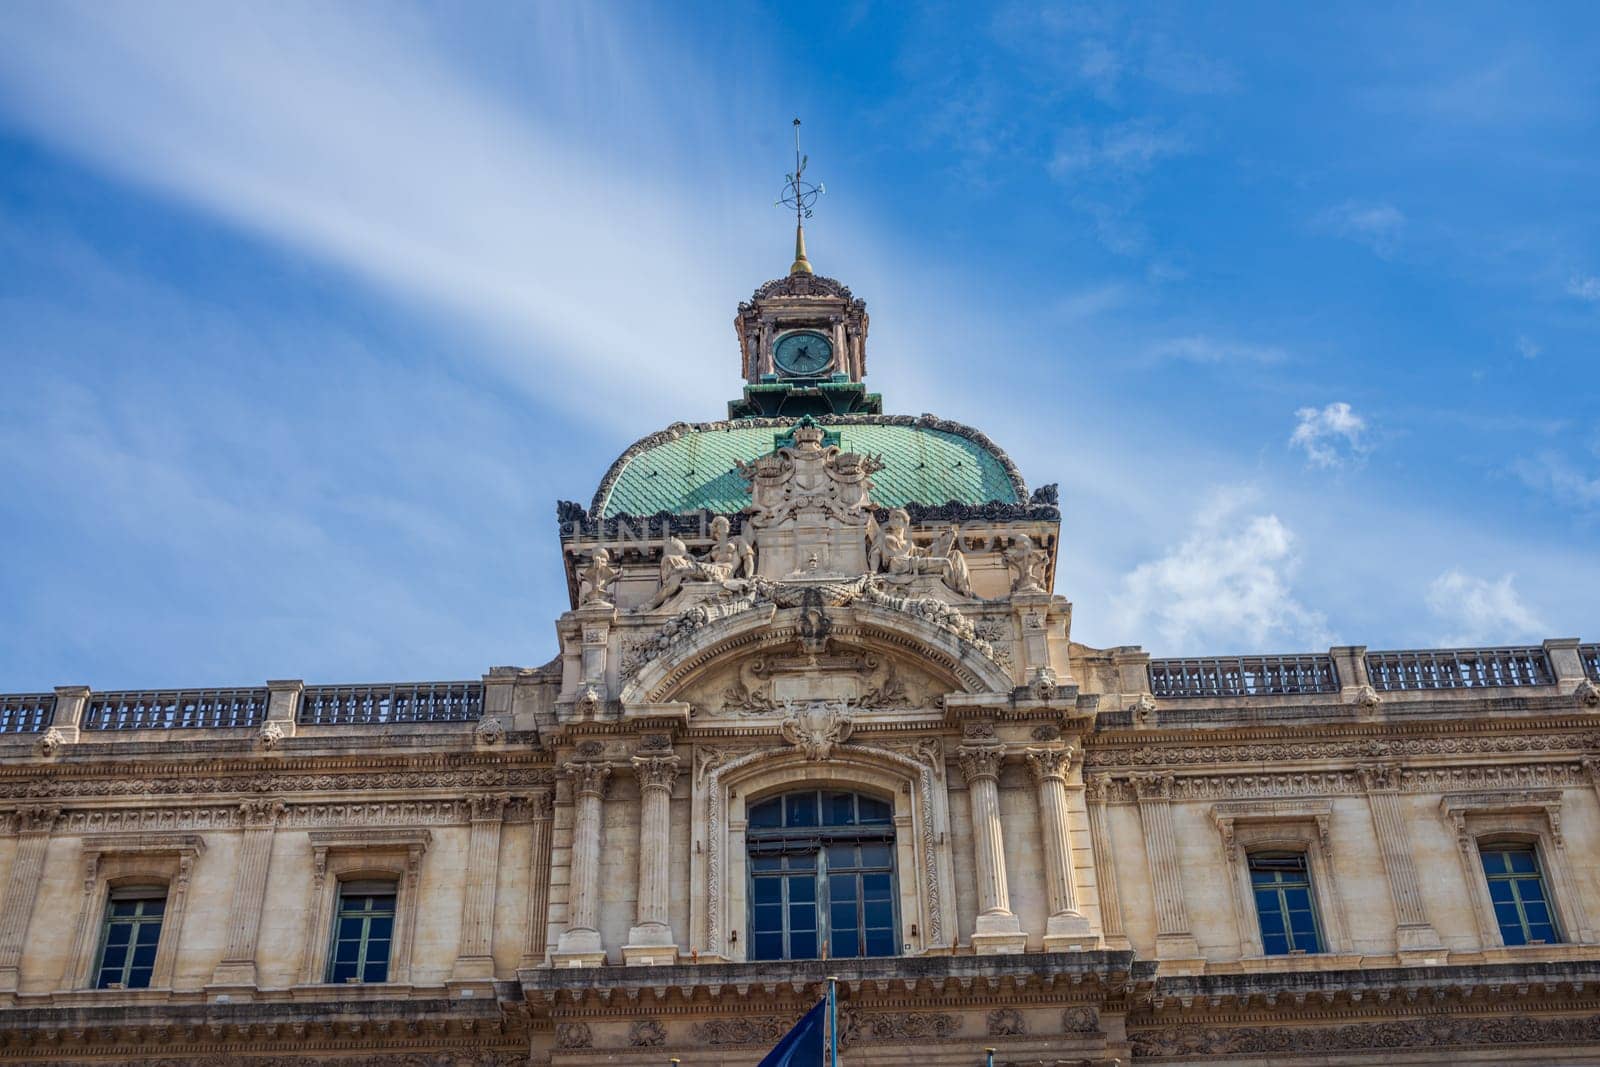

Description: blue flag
[758,998,826,1067]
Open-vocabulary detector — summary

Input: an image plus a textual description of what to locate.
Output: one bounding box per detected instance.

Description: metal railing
[1582,644,1600,682]
[1148,655,1338,698]
[1364,647,1553,691]
[0,694,54,734]
[297,681,483,726]
[84,688,269,730]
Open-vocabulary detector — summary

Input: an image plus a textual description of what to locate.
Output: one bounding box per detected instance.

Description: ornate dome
[589,413,1026,518]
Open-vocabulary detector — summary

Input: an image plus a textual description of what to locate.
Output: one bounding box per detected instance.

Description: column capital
[238,799,286,829]
[468,792,512,822]
[957,744,1004,784]
[1131,772,1174,801]
[1357,762,1402,792]
[1024,746,1076,784]
[563,761,613,799]
[631,755,681,793]
[14,806,61,835]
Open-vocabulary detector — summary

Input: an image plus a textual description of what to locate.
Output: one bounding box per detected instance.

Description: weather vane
[778,118,823,275]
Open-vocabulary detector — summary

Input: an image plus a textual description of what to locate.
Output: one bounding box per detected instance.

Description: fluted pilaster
[210,799,285,988]
[624,755,681,964]
[1084,775,1128,948]
[554,761,611,964]
[1133,773,1200,960]
[1359,764,1443,958]
[1026,747,1096,949]
[0,807,59,992]
[452,792,510,981]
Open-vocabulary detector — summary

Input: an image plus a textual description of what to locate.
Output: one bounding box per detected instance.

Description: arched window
[95,885,167,989]
[747,790,897,961]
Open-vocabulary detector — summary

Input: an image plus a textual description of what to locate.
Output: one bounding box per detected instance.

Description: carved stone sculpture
[1004,534,1048,594]
[867,508,971,596]
[577,548,620,606]
[780,700,854,760]
[645,517,756,610]
[36,727,65,757]
[473,717,507,746]
[737,418,883,529]
[1576,678,1600,708]
[256,720,285,751]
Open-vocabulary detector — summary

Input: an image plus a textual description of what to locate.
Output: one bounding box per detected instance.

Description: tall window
[1481,844,1560,946]
[328,880,397,983]
[95,886,166,989]
[748,790,897,961]
[1250,853,1323,955]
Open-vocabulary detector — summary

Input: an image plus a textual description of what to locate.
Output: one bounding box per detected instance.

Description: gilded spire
[778,117,823,276]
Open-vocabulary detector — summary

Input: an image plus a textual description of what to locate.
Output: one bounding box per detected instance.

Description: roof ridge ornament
[778,118,823,276]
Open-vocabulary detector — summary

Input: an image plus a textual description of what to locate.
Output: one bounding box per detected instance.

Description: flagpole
[826,975,838,1067]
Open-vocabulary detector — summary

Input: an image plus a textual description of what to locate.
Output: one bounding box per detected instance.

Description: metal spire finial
[777,117,824,275]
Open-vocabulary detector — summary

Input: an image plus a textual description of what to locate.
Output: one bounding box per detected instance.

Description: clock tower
[728,118,881,419]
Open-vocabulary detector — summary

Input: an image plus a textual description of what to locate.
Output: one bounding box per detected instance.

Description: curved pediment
[617,590,1014,709]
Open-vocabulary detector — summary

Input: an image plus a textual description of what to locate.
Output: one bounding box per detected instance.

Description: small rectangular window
[95,886,166,989]
[1481,845,1560,946]
[327,880,397,983]
[1249,853,1323,955]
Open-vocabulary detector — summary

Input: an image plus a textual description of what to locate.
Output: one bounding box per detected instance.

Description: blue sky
[2,2,1598,690]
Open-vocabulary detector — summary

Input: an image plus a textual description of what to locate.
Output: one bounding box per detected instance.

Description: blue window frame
[1250,852,1323,955]
[95,886,166,989]
[748,790,897,961]
[1480,844,1560,946]
[327,880,397,983]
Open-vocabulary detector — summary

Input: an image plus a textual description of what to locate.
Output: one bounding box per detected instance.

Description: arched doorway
[746,789,898,960]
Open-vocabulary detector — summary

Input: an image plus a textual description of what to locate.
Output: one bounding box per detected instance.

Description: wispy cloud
[1512,450,1600,509]
[1516,335,1541,359]
[1567,275,1600,302]
[1289,402,1369,468]
[1147,335,1287,365]
[1114,486,1330,654]
[1425,570,1544,646]
[1317,200,1405,257]
[0,3,775,425]
[1049,118,1191,178]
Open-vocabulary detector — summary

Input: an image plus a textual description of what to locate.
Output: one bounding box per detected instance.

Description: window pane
[753,903,783,933]
[862,873,891,898]
[334,940,360,963]
[1487,879,1515,902]
[786,792,818,827]
[864,900,893,930]
[857,795,891,824]
[131,942,158,968]
[110,901,138,918]
[751,855,781,872]
[141,899,165,917]
[831,903,858,938]
[1528,921,1558,944]
[828,844,857,869]
[754,932,783,959]
[865,928,896,956]
[1480,850,1510,875]
[1262,932,1289,955]
[789,903,816,933]
[339,917,363,939]
[859,844,892,868]
[135,922,162,946]
[1283,888,1311,911]
[829,792,857,826]
[749,798,783,828]
[1522,901,1551,926]
[106,924,132,947]
[832,928,860,958]
[363,959,388,983]
[788,875,816,903]
[789,930,816,959]
[367,915,394,940]
[1516,877,1547,903]
[829,874,856,904]
[753,879,782,905]
[331,961,357,982]
[100,945,127,970]
[1508,850,1537,874]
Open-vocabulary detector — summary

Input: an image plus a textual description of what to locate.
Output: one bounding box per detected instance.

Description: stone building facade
[2,262,1600,1065]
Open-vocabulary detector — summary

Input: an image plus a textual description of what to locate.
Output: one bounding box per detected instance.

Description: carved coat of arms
[780,700,854,760]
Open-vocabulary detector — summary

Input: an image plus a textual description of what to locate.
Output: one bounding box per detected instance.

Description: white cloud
[1567,275,1600,302]
[0,3,779,425]
[1516,335,1541,360]
[1425,570,1544,646]
[1512,451,1600,509]
[1289,402,1369,468]
[1049,118,1191,178]
[1148,335,1286,364]
[1115,487,1330,654]
[1318,200,1405,257]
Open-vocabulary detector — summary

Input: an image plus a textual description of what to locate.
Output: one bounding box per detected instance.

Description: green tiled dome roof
[591,415,1026,518]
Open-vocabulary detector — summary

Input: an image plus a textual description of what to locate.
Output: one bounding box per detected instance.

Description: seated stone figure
[867,509,971,597]
[645,516,755,609]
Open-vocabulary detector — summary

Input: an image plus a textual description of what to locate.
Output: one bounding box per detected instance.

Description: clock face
[773,330,834,376]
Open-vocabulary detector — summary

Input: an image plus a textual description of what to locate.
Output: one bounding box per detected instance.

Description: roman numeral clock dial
[773,330,833,376]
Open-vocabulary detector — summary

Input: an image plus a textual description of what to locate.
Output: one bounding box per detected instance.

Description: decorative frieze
[1084,729,1600,768]
[1131,1014,1600,1057]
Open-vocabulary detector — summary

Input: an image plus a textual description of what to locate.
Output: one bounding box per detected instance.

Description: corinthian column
[1025,748,1096,950]
[1133,773,1201,962]
[623,754,680,965]
[0,806,59,993]
[451,792,510,981]
[210,799,285,988]
[554,762,611,965]
[957,745,1026,953]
